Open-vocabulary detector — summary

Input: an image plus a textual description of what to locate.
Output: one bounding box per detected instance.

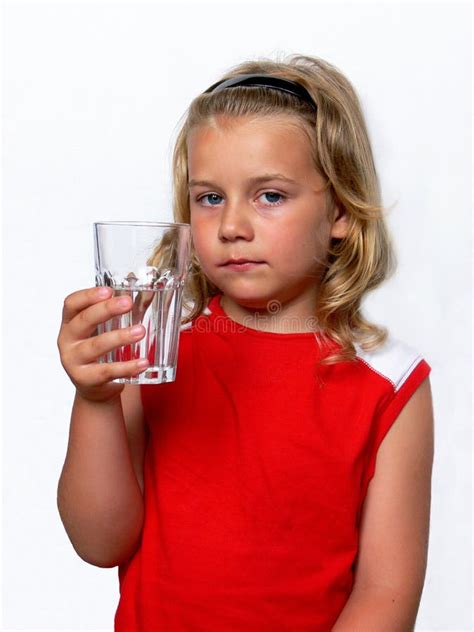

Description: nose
[217,199,254,242]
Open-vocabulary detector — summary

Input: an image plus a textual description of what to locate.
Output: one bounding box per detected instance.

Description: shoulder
[356,332,433,504]
[353,333,433,498]
[353,339,434,598]
[353,333,429,393]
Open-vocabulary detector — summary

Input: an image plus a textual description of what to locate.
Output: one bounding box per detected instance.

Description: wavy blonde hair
[171,53,397,366]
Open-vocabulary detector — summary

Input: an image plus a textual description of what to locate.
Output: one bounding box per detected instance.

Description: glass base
[112,365,177,385]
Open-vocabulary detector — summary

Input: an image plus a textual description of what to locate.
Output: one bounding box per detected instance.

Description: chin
[222,287,276,311]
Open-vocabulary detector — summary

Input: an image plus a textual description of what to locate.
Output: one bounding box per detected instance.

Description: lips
[221,258,264,266]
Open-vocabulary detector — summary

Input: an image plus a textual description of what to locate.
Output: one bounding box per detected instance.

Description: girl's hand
[57,287,148,403]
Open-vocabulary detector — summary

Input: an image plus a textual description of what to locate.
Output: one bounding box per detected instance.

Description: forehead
[187,115,315,179]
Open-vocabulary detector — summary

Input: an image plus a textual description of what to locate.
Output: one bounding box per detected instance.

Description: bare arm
[56,287,149,568]
[330,584,422,631]
[332,376,434,631]
[57,391,144,568]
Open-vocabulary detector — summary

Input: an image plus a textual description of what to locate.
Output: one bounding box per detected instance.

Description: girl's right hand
[57,286,149,403]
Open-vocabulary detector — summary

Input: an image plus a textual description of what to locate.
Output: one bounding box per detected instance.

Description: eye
[258,191,285,206]
[195,191,287,208]
[196,193,223,207]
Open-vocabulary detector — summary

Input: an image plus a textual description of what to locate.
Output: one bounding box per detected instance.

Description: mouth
[220,260,266,271]
[220,258,265,266]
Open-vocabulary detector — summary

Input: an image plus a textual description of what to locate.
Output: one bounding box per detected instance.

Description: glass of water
[93,221,192,384]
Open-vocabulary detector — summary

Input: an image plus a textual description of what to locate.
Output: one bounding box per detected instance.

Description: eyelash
[195,191,287,208]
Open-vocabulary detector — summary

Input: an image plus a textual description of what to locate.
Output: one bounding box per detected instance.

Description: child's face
[187,115,348,311]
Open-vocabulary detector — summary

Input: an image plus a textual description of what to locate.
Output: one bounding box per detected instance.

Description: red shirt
[115,293,431,631]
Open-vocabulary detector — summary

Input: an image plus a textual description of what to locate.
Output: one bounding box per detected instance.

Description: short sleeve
[360,347,432,501]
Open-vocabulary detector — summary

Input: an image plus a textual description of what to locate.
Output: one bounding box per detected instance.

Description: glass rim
[93,221,190,228]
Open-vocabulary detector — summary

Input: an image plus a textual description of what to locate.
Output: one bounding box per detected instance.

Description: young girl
[57,54,434,631]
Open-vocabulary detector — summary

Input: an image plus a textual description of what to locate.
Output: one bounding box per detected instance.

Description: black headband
[203,73,317,112]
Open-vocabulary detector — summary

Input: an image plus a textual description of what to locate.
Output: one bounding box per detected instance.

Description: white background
[1,1,472,630]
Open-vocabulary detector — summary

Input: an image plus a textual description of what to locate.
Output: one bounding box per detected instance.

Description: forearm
[331,584,422,632]
[57,391,144,568]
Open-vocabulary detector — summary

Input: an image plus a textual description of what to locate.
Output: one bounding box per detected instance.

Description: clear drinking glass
[93,221,192,384]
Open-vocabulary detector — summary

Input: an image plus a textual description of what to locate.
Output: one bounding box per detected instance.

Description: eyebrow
[188,173,299,189]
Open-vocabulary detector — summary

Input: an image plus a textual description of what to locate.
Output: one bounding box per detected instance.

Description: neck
[220,291,321,334]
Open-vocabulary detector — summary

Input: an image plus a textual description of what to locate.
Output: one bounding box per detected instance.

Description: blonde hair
[171,53,397,366]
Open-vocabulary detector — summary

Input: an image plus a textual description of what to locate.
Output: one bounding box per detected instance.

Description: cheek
[190,218,211,255]
[269,223,327,270]
[190,220,219,275]
[270,221,318,253]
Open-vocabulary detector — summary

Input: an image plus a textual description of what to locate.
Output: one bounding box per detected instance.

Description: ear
[330,204,350,239]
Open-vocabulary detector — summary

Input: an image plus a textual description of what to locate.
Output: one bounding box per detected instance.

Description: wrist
[74,387,124,407]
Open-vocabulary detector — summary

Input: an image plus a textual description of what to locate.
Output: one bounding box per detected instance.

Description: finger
[73,356,150,386]
[61,286,113,326]
[73,320,147,366]
[66,292,135,344]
